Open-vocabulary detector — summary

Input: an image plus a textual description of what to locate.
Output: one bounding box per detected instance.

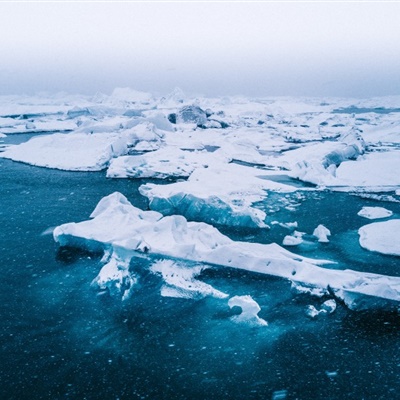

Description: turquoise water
[0,157,399,400]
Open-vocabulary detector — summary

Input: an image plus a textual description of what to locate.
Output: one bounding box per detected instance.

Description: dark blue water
[1,157,400,400]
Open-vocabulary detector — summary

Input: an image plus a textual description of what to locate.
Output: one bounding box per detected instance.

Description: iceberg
[53,192,400,310]
[358,220,400,256]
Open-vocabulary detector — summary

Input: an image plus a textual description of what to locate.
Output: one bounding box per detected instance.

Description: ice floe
[357,206,393,220]
[358,219,400,256]
[1,122,165,171]
[53,192,400,310]
[139,162,298,228]
[334,150,400,191]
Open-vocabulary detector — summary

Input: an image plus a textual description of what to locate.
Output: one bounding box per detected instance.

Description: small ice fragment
[305,305,321,318]
[283,230,304,246]
[325,370,338,378]
[321,299,337,314]
[272,389,288,400]
[228,295,267,326]
[283,235,302,246]
[313,224,331,243]
[306,300,336,318]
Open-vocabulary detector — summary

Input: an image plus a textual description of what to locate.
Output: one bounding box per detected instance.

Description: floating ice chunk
[150,259,228,299]
[305,305,321,318]
[140,162,297,228]
[313,225,331,243]
[358,220,400,256]
[0,132,129,171]
[228,295,267,326]
[357,206,393,220]
[321,299,337,313]
[334,150,400,191]
[272,221,299,230]
[282,235,303,246]
[283,231,304,246]
[272,389,288,400]
[53,193,400,310]
[306,299,336,318]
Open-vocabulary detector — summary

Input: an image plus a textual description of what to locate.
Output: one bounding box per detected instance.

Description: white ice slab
[228,295,267,326]
[357,206,393,220]
[53,192,400,310]
[334,151,400,191]
[0,132,129,171]
[359,219,400,256]
[139,162,297,228]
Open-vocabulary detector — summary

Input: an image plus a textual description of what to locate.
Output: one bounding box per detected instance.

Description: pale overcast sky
[0,2,399,97]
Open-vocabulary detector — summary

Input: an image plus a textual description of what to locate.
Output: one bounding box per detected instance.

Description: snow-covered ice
[358,220,400,256]
[306,300,336,318]
[53,192,400,310]
[1,132,129,171]
[2,89,400,312]
[228,295,267,326]
[139,162,298,228]
[313,225,331,243]
[282,231,304,246]
[1,122,165,171]
[357,206,393,220]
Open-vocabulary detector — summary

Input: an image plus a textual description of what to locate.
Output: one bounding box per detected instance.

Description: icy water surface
[1,158,400,400]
